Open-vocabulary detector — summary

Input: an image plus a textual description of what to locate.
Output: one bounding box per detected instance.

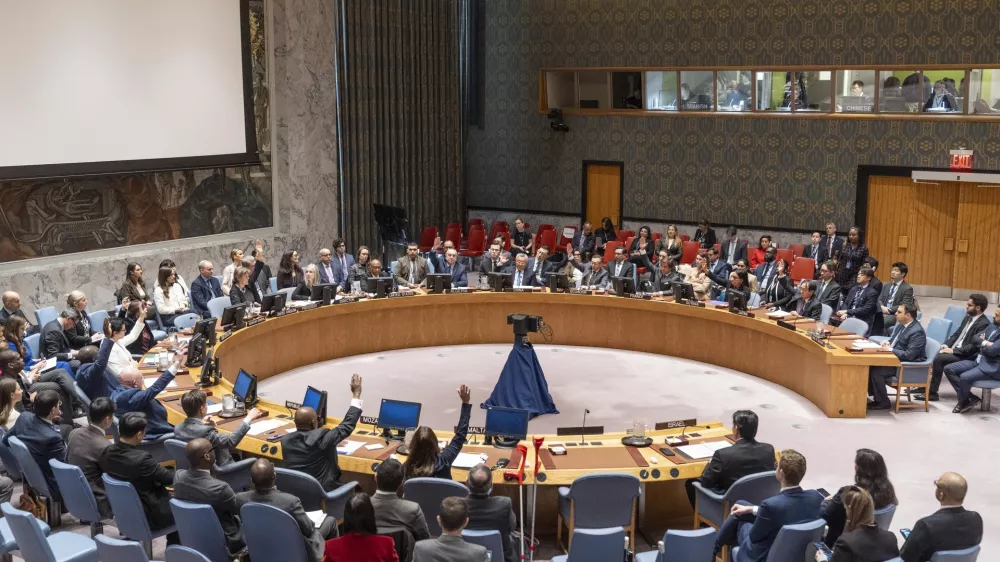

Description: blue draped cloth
[482,343,558,418]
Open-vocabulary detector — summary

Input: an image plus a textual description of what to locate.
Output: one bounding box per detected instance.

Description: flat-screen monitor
[611,276,636,296]
[671,282,695,302]
[310,283,338,305]
[302,386,328,425]
[426,273,453,294]
[366,277,393,298]
[546,273,569,293]
[485,406,530,442]
[727,290,748,312]
[194,317,217,346]
[377,399,421,434]
[233,369,255,403]
[185,333,206,367]
[487,272,512,292]
[260,292,286,316]
[221,304,247,329]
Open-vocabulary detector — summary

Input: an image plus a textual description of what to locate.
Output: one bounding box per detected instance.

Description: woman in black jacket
[595,217,617,255]
[403,385,472,481]
[821,448,898,548]
[628,225,655,267]
[816,487,898,562]
[277,251,304,290]
[760,259,795,309]
[292,265,319,301]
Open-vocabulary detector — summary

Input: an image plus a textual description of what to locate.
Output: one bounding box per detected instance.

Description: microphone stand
[579,408,590,446]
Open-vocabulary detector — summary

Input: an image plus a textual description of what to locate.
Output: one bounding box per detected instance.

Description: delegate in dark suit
[718,487,823,562]
[76,338,114,401]
[413,535,488,562]
[3,412,66,501]
[0,308,35,335]
[190,275,224,318]
[327,253,355,286]
[868,320,926,408]
[816,278,842,311]
[698,439,776,495]
[40,319,75,362]
[174,417,251,467]
[650,266,687,293]
[606,259,635,283]
[827,524,899,562]
[66,424,113,517]
[236,487,332,562]
[944,323,1000,408]
[899,506,982,562]
[466,492,517,562]
[928,312,990,399]
[694,227,717,248]
[720,238,748,265]
[571,230,596,257]
[840,284,880,336]
[280,403,362,491]
[371,490,430,541]
[111,368,176,438]
[430,257,469,288]
[820,235,844,261]
[502,265,537,288]
[879,280,914,334]
[173,469,244,553]
[526,254,567,286]
[783,294,822,320]
[100,442,176,530]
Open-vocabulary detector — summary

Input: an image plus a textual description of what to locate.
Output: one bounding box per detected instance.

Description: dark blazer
[236,487,327,562]
[40,319,73,361]
[324,532,398,562]
[754,262,778,295]
[923,93,958,111]
[708,259,732,281]
[606,259,635,282]
[816,279,842,311]
[879,281,913,310]
[3,412,66,501]
[734,487,823,562]
[371,490,430,541]
[571,231,596,255]
[0,308,35,334]
[842,284,880,335]
[502,265,537,288]
[656,239,685,263]
[975,325,1000,375]
[694,227,717,248]
[820,486,896,548]
[944,314,991,359]
[479,257,507,276]
[828,525,899,562]
[65,310,94,350]
[280,405,362,491]
[899,506,983,562]
[100,442,176,530]
[110,369,175,438]
[698,439,776,494]
[66,424,113,517]
[466,493,517,562]
[649,267,687,293]
[628,237,655,262]
[526,255,567,286]
[407,403,471,481]
[783,295,822,320]
[432,259,469,288]
[76,338,115,401]
[292,282,313,301]
[886,321,927,362]
[325,254,355,286]
[229,284,257,307]
[762,276,795,309]
[803,244,827,265]
[719,238,748,265]
[819,235,844,260]
[277,267,304,291]
[174,417,251,467]
[191,275,224,317]
[577,265,610,289]
[173,469,244,553]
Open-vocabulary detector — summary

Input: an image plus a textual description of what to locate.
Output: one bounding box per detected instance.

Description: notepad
[703,441,733,453]
[852,340,882,350]
[766,310,790,318]
[40,357,57,372]
[336,440,366,455]
[143,377,177,388]
[305,510,325,528]
[206,404,224,415]
[676,444,719,460]
[364,443,385,451]
[247,419,287,436]
[451,452,490,469]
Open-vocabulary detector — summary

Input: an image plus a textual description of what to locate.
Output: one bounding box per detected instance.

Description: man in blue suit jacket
[111,349,185,438]
[190,261,224,317]
[945,307,1000,413]
[527,246,567,287]
[503,254,537,288]
[834,266,880,336]
[820,222,844,261]
[321,240,354,286]
[719,226,749,266]
[3,390,67,501]
[606,246,635,283]
[716,449,822,562]
[868,302,927,410]
[434,248,468,288]
[76,337,115,400]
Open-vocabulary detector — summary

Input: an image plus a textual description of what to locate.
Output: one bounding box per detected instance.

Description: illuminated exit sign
[950,149,974,172]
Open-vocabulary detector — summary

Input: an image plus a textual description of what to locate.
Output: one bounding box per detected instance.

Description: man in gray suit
[370,459,430,540]
[66,397,116,517]
[173,439,244,554]
[879,261,915,334]
[570,255,610,290]
[466,464,517,562]
[173,390,261,467]
[413,497,488,562]
[236,459,336,562]
[395,243,430,289]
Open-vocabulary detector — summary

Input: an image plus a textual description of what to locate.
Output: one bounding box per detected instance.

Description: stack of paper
[305,510,325,528]
[852,340,882,350]
[143,377,178,388]
[247,419,288,436]
[677,441,732,459]
[336,440,366,455]
[451,452,489,468]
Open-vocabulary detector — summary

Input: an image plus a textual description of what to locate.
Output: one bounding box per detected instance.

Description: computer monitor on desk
[425,273,452,294]
[310,283,338,305]
[366,277,393,298]
[727,290,748,313]
[302,386,328,425]
[232,368,258,410]
[377,399,421,454]
[194,317,217,346]
[546,272,569,293]
[671,282,696,303]
[611,276,636,296]
[485,406,530,448]
[221,304,247,330]
[260,292,286,316]
[487,272,512,292]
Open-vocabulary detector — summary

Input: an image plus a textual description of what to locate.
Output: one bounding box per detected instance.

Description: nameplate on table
[459,425,486,435]
[683,300,706,308]
[388,291,415,299]
[569,289,590,295]
[285,400,302,410]
[336,296,359,304]
[629,293,652,300]
[245,316,266,328]
[655,418,697,431]
[273,310,287,318]
[506,287,535,293]
[447,287,473,293]
[360,416,379,426]
[776,320,797,331]
[218,330,234,342]
[300,302,320,310]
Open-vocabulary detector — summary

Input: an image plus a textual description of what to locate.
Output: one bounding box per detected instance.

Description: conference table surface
[149,289,897,488]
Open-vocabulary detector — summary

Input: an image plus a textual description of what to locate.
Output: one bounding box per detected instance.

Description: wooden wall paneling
[866,176,913,276]
[953,183,1000,291]
[906,181,959,287]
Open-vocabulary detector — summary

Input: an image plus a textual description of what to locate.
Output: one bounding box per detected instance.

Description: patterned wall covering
[0,3,273,264]
[467,0,1000,230]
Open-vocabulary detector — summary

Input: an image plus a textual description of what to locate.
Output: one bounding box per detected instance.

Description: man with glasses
[899,473,982,561]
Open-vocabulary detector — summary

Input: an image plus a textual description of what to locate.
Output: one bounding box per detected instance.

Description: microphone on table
[580,408,590,446]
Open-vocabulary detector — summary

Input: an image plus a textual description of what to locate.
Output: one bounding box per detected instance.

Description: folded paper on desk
[248,419,288,436]
[336,440,366,455]
[677,441,732,459]
[766,310,790,318]
[206,404,224,415]
[306,510,325,528]
[451,452,490,469]
[852,340,882,350]
[143,377,177,388]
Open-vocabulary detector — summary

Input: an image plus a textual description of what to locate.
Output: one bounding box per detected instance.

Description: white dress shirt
[154,283,190,314]
[221,264,236,296]
[106,318,147,377]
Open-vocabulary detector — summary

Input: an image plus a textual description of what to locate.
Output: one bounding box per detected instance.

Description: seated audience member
[437,248,469,288]
[324,493,399,562]
[3,391,65,502]
[863,256,883,297]
[0,378,21,430]
[749,235,772,270]
[571,255,610,290]
[344,246,373,292]
[111,348,185,438]
[102,311,145,378]
[527,245,565,286]
[509,217,533,256]
[159,259,188,294]
[0,292,36,334]
[403,385,472,480]
[237,458,336,562]
[67,397,115,517]
[834,267,879,336]
[899,472,982,562]
[715,449,822,561]
[100,412,178,543]
[5,315,72,374]
[504,254,537,288]
[0,349,79,418]
[784,280,823,320]
[867,303,926,410]
[480,243,510,276]
[878,262,913,334]
[694,218,717,248]
[656,224,685,264]
[466,464,517,562]
[413,497,489,562]
[277,250,305,290]
[760,259,794,310]
[816,487,899,562]
[918,294,990,403]
[119,263,154,318]
[572,221,597,260]
[173,438,244,554]
[293,264,320,301]
[720,226,748,266]
[64,291,98,350]
[40,308,82,370]
[687,410,774,507]
[735,260,759,293]
[153,267,190,325]
[371,459,430,540]
[607,246,635,283]
[647,253,685,294]
[117,300,156,357]
[944,307,1000,413]
[221,249,244,296]
[816,261,842,311]
[190,261,224,317]
[175,390,261,466]
[595,217,617,256]
[395,243,429,289]
[821,448,897,548]
[628,226,655,266]
[685,251,711,299]
[281,375,363,491]
[75,337,115,401]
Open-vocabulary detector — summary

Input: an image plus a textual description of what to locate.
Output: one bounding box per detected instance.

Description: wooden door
[953,183,1000,291]
[584,163,622,229]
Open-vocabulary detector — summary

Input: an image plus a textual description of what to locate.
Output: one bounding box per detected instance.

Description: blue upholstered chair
[402,477,470,536]
[49,460,105,536]
[838,317,869,337]
[731,518,825,562]
[87,310,110,335]
[268,276,278,294]
[930,545,980,561]
[926,318,953,346]
[34,307,58,330]
[557,473,640,552]
[462,530,504,562]
[0,505,51,560]
[102,474,177,557]
[2,502,97,562]
[274,468,360,529]
[24,333,41,362]
[241,503,311,562]
[206,297,230,321]
[887,336,940,412]
[972,379,1000,411]
[551,527,626,562]
[0,428,23,483]
[169,499,229,562]
[943,306,966,338]
[820,304,833,324]
[635,528,717,562]
[8,435,62,527]
[166,545,213,562]
[172,313,199,330]
[692,471,779,530]
[164,439,255,492]
[94,534,160,562]
[874,503,896,529]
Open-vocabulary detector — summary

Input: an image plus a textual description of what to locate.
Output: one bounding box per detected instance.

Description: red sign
[950,149,974,172]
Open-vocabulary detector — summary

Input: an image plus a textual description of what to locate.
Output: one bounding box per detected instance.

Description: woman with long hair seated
[815,487,898,562]
[277,250,304,290]
[628,225,655,267]
[323,493,398,562]
[3,316,72,374]
[103,305,147,378]
[403,385,472,480]
[153,267,190,325]
[656,224,684,264]
[293,264,319,301]
[760,258,795,309]
[0,378,21,430]
[116,300,157,357]
[821,448,898,548]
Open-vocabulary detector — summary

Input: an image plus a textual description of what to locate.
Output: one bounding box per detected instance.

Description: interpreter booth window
[612,72,643,109]
[835,70,876,113]
[545,71,576,110]
[717,70,752,112]
[920,69,965,114]
[785,71,830,112]
[754,72,786,111]
[878,70,923,113]
[677,71,714,111]
[577,71,610,109]
[644,71,678,111]
[968,69,1000,115]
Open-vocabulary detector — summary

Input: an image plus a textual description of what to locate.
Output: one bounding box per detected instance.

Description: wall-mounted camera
[547,109,569,133]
